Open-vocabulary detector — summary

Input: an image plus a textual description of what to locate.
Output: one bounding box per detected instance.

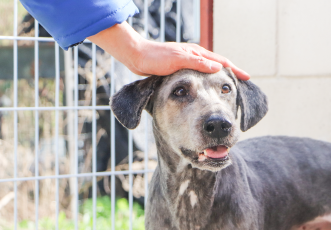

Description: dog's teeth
[199,154,207,162]
[203,150,207,156]
[227,147,231,153]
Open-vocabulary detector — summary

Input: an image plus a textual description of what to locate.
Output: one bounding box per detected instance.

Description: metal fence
[0,0,200,229]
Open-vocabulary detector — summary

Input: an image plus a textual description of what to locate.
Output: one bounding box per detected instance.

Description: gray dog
[110,69,331,230]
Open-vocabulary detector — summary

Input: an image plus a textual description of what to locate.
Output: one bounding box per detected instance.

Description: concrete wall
[213,0,331,142]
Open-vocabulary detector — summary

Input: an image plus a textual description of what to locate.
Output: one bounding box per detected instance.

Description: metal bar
[0,36,55,41]
[0,170,155,183]
[92,43,97,230]
[64,48,76,222]
[144,0,150,209]
[110,56,116,230]
[13,1,18,229]
[128,14,133,25]
[74,46,79,230]
[0,36,92,43]
[34,19,40,230]
[160,0,165,42]
[127,17,134,230]
[54,43,60,230]
[129,128,133,230]
[176,0,181,43]
[0,106,110,111]
[128,74,133,230]
[194,0,200,42]
[144,0,149,38]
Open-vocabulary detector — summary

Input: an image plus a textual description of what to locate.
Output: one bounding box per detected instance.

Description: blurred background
[0,0,200,229]
[213,0,331,142]
[0,0,330,229]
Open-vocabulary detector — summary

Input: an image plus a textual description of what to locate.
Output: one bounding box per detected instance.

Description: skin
[88,22,250,80]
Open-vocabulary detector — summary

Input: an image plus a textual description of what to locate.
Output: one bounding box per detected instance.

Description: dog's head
[110,69,268,172]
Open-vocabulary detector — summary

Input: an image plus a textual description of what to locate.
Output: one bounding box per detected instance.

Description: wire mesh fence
[0,0,200,229]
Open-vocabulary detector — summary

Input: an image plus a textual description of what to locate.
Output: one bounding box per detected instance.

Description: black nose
[203,116,232,139]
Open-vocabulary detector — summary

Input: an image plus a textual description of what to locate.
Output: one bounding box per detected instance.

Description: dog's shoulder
[231,135,331,187]
[234,135,331,158]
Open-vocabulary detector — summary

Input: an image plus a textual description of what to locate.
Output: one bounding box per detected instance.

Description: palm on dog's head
[111,69,268,172]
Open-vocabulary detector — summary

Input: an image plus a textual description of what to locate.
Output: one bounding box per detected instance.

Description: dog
[110,69,331,230]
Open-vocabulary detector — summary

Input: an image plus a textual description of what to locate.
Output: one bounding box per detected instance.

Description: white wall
[214,0,331,142]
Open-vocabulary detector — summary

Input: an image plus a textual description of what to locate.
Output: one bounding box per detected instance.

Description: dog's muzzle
[203,115,232,139]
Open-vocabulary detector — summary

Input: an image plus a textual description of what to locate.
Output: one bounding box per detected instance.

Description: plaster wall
[213,0,331,142]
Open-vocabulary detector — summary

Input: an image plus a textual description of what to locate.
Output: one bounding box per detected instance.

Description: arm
[20,0,249,80]
[88,22,250,80]
[19,0,138,50]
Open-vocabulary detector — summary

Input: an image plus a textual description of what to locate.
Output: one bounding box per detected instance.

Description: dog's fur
[111,69,331,230]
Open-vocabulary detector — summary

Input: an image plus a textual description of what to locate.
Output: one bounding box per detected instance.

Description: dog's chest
[146,165,259,230]
[164,167,259,230]
[174,187,212,229]
[173,192,253,230]
[164,170,218,229]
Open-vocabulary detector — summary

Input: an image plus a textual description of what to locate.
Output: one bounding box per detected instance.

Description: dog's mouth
[180,145,231,172]
[198,145,230,162]
[180,144,233,171]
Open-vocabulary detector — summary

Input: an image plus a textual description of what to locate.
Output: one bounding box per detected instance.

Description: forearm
[20,0,249,79]
[88,22,250,80]
[88,22,144,74]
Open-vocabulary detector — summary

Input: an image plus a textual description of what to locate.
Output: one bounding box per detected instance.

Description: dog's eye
[222,84,231,94]
[173,87,187,96]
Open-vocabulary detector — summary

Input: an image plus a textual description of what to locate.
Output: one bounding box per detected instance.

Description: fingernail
[243,70,250,76]
[210,62,223,71]
[242,71,251,79]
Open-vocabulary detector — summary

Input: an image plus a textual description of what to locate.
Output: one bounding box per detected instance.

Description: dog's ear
[237,80,268,132]
[110,76,163,130]
[225,67,268,131]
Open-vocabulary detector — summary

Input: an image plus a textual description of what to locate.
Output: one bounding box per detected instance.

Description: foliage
[3,197,145,230]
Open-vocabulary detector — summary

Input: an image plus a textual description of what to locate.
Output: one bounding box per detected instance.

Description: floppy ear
[110,76,163,130]
[237,80,268,132]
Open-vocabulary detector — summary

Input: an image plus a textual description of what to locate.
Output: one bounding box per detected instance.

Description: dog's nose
[203,116,232,138]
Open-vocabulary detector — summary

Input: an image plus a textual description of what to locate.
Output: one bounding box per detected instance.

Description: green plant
[79,196,145,230]
[4,197,145,230]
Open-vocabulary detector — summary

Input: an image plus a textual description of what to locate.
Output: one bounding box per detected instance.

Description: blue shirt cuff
[20,0,139,50]
[58,1,139,50]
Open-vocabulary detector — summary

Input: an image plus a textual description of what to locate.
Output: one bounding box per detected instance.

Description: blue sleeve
[20,0,139,50]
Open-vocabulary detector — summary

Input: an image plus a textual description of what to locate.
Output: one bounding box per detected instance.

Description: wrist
[88,22,147,74]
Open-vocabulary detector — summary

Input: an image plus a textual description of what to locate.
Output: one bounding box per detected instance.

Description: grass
[2,197,145,230]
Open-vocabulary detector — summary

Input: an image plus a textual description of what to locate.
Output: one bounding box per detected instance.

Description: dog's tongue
[204,145,228,158]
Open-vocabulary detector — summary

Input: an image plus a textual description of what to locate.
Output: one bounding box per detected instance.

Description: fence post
[200,0,213,51]
[64,49,76,217]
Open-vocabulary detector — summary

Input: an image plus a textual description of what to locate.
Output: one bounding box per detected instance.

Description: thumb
[182,54,223,73]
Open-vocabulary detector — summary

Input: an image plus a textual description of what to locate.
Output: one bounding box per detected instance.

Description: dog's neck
[153,127,215,229]
[152,124,255,229]
[153,125,241,229]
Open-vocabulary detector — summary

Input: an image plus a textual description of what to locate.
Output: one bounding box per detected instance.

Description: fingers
[189,44,251,81]
[221,58,251,81]
[129,40,250,79]
[180,54,223,73]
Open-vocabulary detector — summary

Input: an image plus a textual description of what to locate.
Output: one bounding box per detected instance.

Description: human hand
[131,40,250,80]
[88,22,250,80]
